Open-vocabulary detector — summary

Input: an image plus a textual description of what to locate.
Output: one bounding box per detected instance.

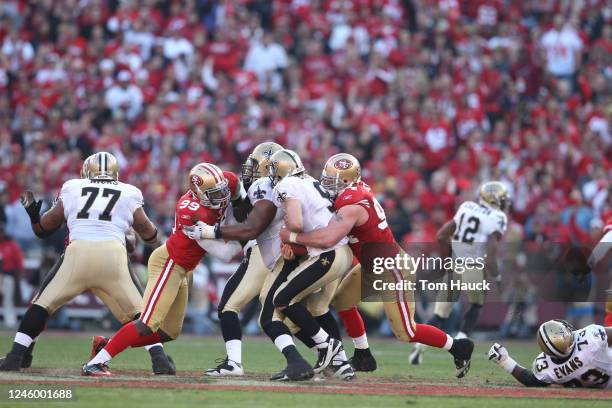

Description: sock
[10,332,32,355]
[130,331,162,348]
[459,303,482,335]
[145,344,165,358]
[226,339,242,364]
[338,307,366,338]
[281,344,302,364]
[311,328,330,349]
[294,330,316,349]
[352,333,369,349]
[220,311,242,342]
[315,311,342,340]
[333,349,348,363]
[144,343,163,351]
[409,324,450,349]
[13,305,48,352]
[283,303,320,337]
[263,320,301,364]
[102,321,143,358]
[89,349,112,365]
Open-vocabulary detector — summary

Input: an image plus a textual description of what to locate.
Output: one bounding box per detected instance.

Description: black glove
[20,191,43,224]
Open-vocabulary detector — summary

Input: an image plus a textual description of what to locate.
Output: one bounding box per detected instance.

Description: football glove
[20,191,43,224]
[488,343,509,364]
[182,221,218,240]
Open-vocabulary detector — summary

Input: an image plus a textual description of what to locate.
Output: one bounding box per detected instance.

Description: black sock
[315,311,341,340]
[220,311,242,342]
[427,313,446,329]
[294,330,316,349]
[10,305,48,356]
[459,303,483,335]
[282,304,320,337]
[281,345,302,364]
[147,345,165,358]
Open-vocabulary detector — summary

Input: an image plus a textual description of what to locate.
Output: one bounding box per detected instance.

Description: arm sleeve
[196,239,243,262]
[272,177,302,207]
[518,367,551,387]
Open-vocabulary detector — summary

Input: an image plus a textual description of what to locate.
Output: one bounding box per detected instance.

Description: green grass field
[0,332,609,407]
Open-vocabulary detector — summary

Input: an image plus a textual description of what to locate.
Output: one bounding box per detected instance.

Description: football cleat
[204,357,244,377]
[152,354,176,375]
[0,353,23,371]
[409,343,426,365]
[326,360,355,381]
[90,336,109,359]
[270,368,289,382]
[271,358,314,381]
[449,338,474,378]
[313,337,342,374]
[349,348,377,372]
[81,363,112,377]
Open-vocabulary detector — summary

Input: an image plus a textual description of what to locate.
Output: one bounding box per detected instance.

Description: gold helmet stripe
[283,151,300,169]
[539,324,568,358]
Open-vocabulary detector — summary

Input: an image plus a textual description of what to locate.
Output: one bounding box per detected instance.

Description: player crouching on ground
[488,320,612,388]
[83,163,243,376]
[280,153,475,378]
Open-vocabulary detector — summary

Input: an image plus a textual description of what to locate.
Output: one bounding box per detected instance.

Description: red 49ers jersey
[334,182,396,262]
[166,171,240,270]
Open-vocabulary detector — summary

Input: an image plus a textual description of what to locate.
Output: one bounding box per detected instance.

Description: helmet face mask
[242,142,283,186]
[189,163,230,210]
[202,182,230,209]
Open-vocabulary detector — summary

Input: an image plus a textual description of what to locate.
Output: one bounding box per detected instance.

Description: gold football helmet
[268,149,305,186]
[80,154,95,178]
[85,152,120,181]
[321,153,361,197]
[479,181,510,211]
[188,163,230,209]
[536,320,575,359]
[241,142,283,186]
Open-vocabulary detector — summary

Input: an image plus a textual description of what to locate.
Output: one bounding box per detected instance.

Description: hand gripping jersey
[248,177,284,269]
[166,171,240,270]
[334,181,396,263]
[60,178,144,244]
[273,175,348,257]
[451,201,507,259]
[533,324,612,388]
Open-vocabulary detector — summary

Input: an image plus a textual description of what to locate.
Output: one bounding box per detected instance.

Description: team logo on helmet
[191,174,203,186]
[334,159,352,170]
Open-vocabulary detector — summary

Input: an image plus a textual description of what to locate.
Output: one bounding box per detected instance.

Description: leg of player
[0,304,48,371]
[408,303,451,365]
[263,319,314,381]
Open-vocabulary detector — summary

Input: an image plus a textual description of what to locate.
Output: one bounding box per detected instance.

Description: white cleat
[409,343,426,365]
[327,360,355,381]
[204,357,244,377]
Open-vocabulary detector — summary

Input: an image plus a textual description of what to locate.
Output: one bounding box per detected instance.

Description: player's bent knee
[136,319,155,336]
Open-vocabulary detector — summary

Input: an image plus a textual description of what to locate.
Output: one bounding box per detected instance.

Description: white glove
[182,221,216,240]
[488,342,516,372]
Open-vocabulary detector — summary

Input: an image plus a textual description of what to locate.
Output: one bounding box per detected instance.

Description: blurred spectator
[104,70,144,120]
[0,222,23,327]
[539,14,583,79]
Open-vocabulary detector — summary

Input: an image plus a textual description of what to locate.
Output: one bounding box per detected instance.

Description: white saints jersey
[60,178,144,244]
[451,201,507,259]
[220,201,256,254]
[533,324,612,388]
[247,177,283,269]
[272,175,348,257]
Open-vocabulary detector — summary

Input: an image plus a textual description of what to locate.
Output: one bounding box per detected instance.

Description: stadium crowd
[0,1,610,329]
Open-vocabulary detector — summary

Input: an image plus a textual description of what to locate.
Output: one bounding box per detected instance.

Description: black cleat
[152,355,176,375]
[449,338,474,378]
[313,337,342,374]
[270,368,289,382]
[286,358,314,381]
[349,348,377,372]
[0,353,23,371]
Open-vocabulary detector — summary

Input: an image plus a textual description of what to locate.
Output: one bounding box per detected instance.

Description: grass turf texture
[0,332,609,407]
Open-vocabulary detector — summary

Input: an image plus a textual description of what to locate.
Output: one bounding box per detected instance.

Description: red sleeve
[223,171,241,201]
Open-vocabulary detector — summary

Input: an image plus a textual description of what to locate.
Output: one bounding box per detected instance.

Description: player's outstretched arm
[220,200,277,241]
[132,207,160,246]
[487,343,549,387]
[281,205,362,249]
[436,219,456,243]
[21,191,64,238]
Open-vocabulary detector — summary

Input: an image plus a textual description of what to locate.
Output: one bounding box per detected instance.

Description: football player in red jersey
[83,163,243,376]
[588,218,612,326]
[281,153,475,378]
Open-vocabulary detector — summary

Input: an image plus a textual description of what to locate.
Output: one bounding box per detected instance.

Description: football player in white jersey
[488,319,612,388]
[0,152,174,374]
[410,181,508,365]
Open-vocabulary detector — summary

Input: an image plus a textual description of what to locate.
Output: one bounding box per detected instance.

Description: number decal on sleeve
[534,355,549,372]
[76,187,122,221]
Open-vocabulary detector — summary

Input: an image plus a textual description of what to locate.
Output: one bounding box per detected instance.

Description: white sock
[352,334,369,349]
[144,343,163,351]
[14,332,33,348]
[88,349,112,365]
[455,331,467,340]
[226,339,242,364]
[312,328,329,348]
[273,334,294,353]
[443,334,453,351]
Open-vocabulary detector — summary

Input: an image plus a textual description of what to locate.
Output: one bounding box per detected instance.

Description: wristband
[500,356,517,373]
[289,232,298,243]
